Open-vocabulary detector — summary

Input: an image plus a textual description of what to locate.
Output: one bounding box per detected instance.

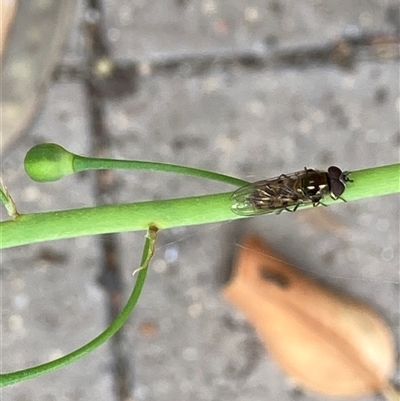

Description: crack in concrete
[83,0,134,399]
[54,32,399,82]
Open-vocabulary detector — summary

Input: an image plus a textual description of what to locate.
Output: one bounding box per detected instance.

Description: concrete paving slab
[1,83,114,400]
[105,61,399,401]
[1,1,399,401]
[102,0,399,61]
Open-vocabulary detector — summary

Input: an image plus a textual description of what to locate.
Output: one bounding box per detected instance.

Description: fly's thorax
[292,169,329,201]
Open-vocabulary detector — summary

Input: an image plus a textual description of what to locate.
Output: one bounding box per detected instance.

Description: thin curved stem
[73,154,249,187]
[23,143,248,187]
[0,227,157,387]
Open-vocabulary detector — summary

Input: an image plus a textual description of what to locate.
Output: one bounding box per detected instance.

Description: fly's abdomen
[231,184,299,216]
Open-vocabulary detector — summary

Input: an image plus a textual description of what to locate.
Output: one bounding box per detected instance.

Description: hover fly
[231,166,351,216]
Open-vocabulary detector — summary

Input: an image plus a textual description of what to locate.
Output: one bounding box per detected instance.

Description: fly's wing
[231,171,305,216]
[231,181,280,216]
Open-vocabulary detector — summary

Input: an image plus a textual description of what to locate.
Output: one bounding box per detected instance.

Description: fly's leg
[312,199,327,207]
[279,203,301,214]
[275,207,291,215]
[291,203,301,212]
[331,194,347,202]
[275,204,298,215]
[276,173,291,186]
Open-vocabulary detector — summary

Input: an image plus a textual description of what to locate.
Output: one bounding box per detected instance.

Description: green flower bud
[24,143,75,182]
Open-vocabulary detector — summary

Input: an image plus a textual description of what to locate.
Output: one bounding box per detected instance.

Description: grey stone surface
[108,61,400,401]
[103,0,398,60]
[2,83,113,400]
[1,1,399,401]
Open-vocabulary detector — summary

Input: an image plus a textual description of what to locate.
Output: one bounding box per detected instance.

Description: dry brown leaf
[223,235,398,399]
[0,1,17,57]
[295,207,348,236]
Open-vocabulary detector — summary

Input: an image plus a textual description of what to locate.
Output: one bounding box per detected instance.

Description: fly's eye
[330,179,345,198]
[327,166,342,180]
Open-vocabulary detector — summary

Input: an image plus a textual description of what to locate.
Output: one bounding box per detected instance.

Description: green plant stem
[73,155,249,187]
[0,228,156,387]
[23,143,248,187]
[1,164,399,249]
